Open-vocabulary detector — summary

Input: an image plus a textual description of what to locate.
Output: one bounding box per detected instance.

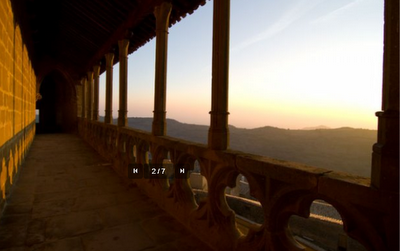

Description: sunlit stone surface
[0,134,212,251]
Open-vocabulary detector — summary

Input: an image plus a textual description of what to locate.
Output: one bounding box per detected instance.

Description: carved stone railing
[78,119,398,251]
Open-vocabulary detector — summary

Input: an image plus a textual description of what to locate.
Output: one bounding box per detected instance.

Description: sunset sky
[99,0,384,130]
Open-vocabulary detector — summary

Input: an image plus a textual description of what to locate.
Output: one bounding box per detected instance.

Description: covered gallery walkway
[0,134,212,251]
[0,0,397,250]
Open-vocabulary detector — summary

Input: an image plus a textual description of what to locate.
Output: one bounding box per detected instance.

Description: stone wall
[0,0,36,212]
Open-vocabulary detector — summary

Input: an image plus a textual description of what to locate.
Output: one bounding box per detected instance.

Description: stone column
[118,39,129,127]
[152,2,172,136]
[93,65,100,121]
[81,78,87,118]
[371,0,399,191]
[104,53,114,124]
[87,71,93,120]
[208,0,230,150]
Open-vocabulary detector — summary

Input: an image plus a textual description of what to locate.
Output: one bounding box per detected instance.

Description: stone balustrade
[78,119,397,251]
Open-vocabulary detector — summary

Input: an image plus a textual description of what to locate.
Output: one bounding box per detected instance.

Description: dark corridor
[36,71,77,133]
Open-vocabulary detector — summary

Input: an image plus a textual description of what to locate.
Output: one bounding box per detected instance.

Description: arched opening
[36,71,77,133]
[190,160,208,204]
[288,200,367,251]
[224,173,263,236]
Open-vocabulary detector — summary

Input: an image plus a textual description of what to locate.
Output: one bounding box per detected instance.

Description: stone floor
[0,134,213,251]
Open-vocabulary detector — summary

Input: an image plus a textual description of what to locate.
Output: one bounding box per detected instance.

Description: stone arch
[36,70,77,133]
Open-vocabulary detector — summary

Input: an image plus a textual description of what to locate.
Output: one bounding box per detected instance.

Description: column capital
[87,71,93,81]
[105,53,114,67]
[81,77,87,85]
[154,2,172,31]
[93,65,100,76]
[118,39,129,56]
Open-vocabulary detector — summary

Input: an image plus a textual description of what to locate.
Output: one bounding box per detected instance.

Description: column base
[371,110,399,191]
[93,110,99,121]
[152,111,167,136]
[208,111,229,150]
[208,128,229,150]
[118,110,127,127]
[104,111,113,124]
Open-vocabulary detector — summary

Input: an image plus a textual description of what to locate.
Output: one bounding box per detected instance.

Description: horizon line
[95,116,377,131]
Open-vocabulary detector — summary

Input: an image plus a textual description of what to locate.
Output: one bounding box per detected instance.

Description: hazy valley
[122,117,376,177]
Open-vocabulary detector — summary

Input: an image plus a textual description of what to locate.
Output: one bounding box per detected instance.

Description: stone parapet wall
[79,119,398,251]
[0,0,37,213]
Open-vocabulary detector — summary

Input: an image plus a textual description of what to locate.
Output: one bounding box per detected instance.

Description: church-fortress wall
[0,0,36,213]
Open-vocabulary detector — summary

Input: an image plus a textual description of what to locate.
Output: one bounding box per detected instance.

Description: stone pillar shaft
[152,2,172,136]
[208,0,230,150]
[93,65,100,121]
[371,0,399,192]
[105,53,114,124]
[118,39,129,127]
[87,71,93,120]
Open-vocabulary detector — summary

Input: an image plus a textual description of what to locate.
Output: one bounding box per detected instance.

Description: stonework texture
[0,134,212,251]
[0,0,36,213]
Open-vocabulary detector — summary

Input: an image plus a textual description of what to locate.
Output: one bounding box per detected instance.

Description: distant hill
[123,117,375,177]
[302,125,330,130]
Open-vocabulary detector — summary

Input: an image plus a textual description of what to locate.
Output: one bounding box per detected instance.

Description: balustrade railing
[78,119,397,251]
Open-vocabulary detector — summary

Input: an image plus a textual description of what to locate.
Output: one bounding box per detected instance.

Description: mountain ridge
[106,117,375,177]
